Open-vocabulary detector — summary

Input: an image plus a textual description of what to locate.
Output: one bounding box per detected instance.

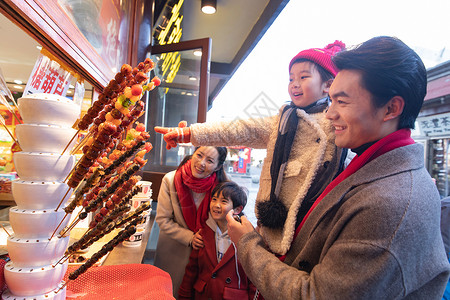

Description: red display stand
[64,264,174,300]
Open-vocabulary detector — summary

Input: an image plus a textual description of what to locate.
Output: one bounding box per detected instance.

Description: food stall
[0,0,177,298]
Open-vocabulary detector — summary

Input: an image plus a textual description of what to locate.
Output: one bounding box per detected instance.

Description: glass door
[144,38,211,175]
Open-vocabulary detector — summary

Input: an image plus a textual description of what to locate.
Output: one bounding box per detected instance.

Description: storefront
[416,61,450,197]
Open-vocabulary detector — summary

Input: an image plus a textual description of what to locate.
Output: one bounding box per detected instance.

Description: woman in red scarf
[154,146,227,298]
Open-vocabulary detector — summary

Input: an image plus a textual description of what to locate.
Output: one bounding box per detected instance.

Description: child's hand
[154,121,191,150]
[192,229,204,250]
[226,210,255,244]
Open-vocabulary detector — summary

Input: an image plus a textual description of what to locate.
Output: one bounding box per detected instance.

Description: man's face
[326,69,388,149]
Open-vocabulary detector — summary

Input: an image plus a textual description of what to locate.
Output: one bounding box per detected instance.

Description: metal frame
[151,38,211,123]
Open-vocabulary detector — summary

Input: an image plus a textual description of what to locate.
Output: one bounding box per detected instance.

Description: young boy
[178,181,255,299]
[155,41,347,256]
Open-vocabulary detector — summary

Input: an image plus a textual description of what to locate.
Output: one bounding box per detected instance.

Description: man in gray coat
[227,36,450,300]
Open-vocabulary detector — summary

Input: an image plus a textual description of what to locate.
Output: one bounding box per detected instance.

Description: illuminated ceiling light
[193,50,202,57]
[36,45,42,50]
[186,92,193,96]
[181,91,186,95]
[13,80,22,85]
[201,0,216,14]
[13,85,22,89]
[67,90,72,94]
[69,84,75,89]
[188,76,197,81]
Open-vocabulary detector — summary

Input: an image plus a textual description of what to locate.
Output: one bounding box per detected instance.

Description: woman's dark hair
[212,181,248,209]
[177,146,228,182]
[291,58,335,83]
[332,36,427,129]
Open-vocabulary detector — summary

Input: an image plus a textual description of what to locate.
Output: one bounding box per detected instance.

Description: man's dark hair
[212,181,248,209]
[332,36,427,129]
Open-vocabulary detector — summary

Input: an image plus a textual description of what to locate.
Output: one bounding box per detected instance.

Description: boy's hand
[192,229,204,250]
[154,121,191,150]
[226,211,255,244]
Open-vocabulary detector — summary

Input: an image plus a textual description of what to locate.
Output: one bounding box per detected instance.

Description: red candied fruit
[95,214,103,222]
[106,200,114,209]
[144,142,153,152]
[151,77,161,86]
[120,64,132,74]
[131,84,143,96]
[135,123,146,132]
[100,207,109,216]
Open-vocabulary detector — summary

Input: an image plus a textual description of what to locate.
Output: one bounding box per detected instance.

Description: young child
[178,181,255,299]
[155,41,348,256]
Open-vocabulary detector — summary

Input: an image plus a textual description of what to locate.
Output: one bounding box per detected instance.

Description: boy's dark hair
[292,58,335,83]
[177,146,228,182]
[332,36,427,129]
[212,181,248,209]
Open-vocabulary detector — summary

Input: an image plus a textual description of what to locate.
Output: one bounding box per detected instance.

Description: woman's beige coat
[154,171,195,297]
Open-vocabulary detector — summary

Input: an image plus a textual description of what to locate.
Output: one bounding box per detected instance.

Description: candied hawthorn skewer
[57,225,137,292]
[62,58,157,156]
[66,122,117,189]
[80,210,145,252]
[60,203,132,261]
[60,162,143,237]
[50,167,106,239]
[61,64,133,155]
[66,77,152,189]
[88,175,141,229]
[113,201,151,230]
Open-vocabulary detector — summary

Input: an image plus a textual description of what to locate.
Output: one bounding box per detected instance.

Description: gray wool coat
[237,143,450,300]
[191,105,344,255]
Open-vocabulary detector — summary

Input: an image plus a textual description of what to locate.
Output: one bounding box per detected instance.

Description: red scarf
[174,160,218,232]
[279,129,414,261]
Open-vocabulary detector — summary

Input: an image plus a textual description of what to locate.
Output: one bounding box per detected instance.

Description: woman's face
[190,146,220,179]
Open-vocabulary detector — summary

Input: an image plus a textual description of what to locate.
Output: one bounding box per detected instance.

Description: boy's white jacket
[190,105,343,255]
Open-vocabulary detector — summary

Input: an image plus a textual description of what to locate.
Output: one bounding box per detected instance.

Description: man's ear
[323,79,333,94]
[383,96,405,122]
[233,206,243,214]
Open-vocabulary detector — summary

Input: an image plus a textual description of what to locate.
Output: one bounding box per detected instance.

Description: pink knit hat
[289,40,346,76]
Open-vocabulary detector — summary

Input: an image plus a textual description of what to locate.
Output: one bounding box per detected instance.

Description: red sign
[23,53,73,96]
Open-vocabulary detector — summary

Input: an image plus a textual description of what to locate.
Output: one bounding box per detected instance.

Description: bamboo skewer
[64,158,82,183]
[0,115,19,146]
[59,218,81,237]
[52,254,69,268]
[0,94,22,126]
[61,129,80,155]
[55,187,72,211]
[49,213,69,240]
[0,223,10,237]
[53,253,71,268]
[51,207,83,240]
[70,130,93,155]
[56,281,69,293]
